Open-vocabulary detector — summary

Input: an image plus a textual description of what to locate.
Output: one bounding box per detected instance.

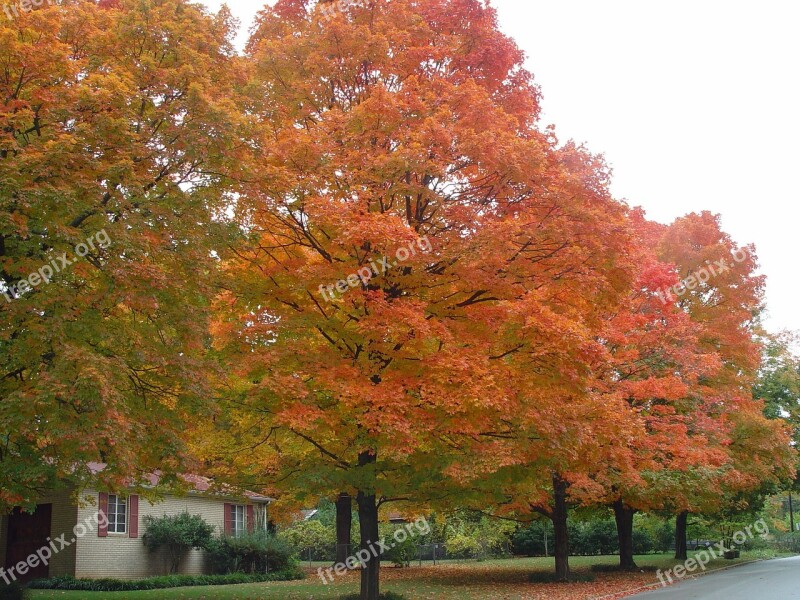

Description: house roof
[86,463,273,504]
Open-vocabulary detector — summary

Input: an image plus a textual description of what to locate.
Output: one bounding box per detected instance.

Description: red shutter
[129,495,139,538]
[247,505,255,533]
[223,503,233,535]
[98,492,108,538]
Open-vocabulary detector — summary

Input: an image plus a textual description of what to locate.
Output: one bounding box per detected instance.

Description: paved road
[631,556,800,599]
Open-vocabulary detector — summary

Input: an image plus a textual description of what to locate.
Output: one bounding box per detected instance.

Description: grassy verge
[26,553,787,600]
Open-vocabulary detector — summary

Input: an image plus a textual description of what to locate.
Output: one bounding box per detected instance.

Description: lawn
[28,553,771,600]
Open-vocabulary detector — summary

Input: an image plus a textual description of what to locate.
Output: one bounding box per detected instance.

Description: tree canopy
[0,2,795,598]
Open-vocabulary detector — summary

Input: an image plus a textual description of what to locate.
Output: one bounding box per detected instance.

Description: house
[0,465,272,582]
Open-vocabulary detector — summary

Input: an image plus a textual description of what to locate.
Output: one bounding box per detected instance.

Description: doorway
[4,504,52,581]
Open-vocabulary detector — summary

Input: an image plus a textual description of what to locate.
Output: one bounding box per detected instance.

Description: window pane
[110,496,117,530]
[232,505,245,536]
[118,501,127,532]
[106,495,127,533]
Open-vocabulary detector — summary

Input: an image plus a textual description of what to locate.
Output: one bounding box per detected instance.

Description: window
[232,505,246,537]
[254,504,269,531]
[107,495,127,534]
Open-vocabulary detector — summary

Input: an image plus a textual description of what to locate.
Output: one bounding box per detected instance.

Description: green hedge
[513,517,672,557]
[27,568,304,592]
[207,532,294,574]
[0,583,28,600]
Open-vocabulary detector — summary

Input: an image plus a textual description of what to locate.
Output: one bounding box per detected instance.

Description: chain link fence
[774,532,800,553]
[297,541,514,568]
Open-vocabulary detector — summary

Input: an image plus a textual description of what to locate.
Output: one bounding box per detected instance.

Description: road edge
[588,557,766,600]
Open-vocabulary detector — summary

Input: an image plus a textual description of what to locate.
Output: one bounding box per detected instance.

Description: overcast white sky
[204,0,800,333]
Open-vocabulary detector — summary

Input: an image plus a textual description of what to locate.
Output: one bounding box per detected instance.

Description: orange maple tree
[654,212,795,557]
[207,1,633,597]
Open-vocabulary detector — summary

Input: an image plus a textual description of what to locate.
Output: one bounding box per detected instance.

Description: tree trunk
[552,474,571,581]
[336,492,352,565]
[613,500,638,570]
[674,511,688,560]
[357,452,380,600]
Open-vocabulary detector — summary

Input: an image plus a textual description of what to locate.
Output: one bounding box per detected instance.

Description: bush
[0,583,27,600]
[569,520,618,556]
[632,528,654,555]
[142,513,215,573]
[441,512,514,559]
[446,532,481,559]
[514,520,619,557]
[514,516,670,557]
[512,521,553,556]
[380,524,418,567]
[207,531,294,574]
[27,570,304,592]
[278,519,336,561]
[635,515,674,553]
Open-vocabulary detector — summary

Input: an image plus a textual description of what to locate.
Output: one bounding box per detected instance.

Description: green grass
[26,553,783,599]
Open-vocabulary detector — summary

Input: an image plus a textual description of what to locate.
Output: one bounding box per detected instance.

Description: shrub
[442,512,514,559]
[207,531,294,574]
[446,532,481,559]
[0,583,27,600]
[515,517,667,557]
[635,515,674,553]
[379,524,419,567]
[632,528,654,555]
[27,570,304,592]
[512,521,555,556]
[569,520,618,556]
[142,512,215,574]
[278,519,336,561]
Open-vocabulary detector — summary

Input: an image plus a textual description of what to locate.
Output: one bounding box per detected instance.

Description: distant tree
[755,332,800,446]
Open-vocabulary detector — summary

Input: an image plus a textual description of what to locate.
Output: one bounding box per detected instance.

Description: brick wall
[0,491,78,578]
[38,491,79,577]
[2,490,267,580]
[74,490,261,580]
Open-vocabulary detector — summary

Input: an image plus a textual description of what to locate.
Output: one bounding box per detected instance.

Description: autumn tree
[755,332,800,446]
[468,212,704,576]
[505,211,788,572]
[0,0,243,509]
[573,212,727,570]
[654,212,795,560]
[207,1,632,598]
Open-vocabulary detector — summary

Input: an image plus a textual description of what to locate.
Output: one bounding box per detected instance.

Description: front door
[4,504,52,581]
